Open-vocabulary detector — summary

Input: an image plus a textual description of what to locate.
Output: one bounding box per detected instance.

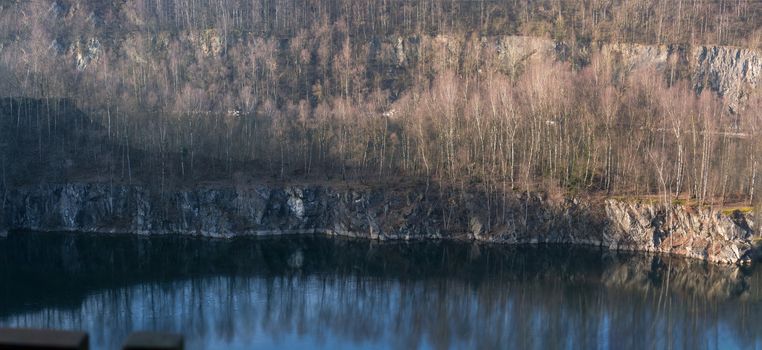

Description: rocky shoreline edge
[1,183,758,264]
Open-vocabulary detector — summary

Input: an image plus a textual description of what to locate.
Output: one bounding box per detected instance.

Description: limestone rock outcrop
[1,183,756,264]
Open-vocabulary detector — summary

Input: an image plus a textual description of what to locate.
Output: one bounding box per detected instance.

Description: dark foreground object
[0,328,88,349]
[122,332,184,350]
[0,328,184,350]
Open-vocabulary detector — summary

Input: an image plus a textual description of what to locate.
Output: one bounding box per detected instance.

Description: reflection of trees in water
[3,274,761,350]
[0,233,761,349]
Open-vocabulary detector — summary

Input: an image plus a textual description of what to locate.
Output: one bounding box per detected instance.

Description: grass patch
[606,196,755,217]
[721,206,753,216]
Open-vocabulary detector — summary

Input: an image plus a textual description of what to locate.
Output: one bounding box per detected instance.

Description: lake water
[0,232,760,350]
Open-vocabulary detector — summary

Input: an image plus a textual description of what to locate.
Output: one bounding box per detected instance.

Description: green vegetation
[721,207,754,216]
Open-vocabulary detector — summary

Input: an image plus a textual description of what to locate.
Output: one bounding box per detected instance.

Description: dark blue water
[0,232,760,350]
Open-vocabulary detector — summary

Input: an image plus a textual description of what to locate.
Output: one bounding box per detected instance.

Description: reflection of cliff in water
[0,232,761,349]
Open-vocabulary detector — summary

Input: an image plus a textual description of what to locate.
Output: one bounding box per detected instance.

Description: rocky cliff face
[389,35,762,111]
[604,200,755,264]
[51,29,762,110]
[589,42,762,112]
[1,183,756,264]
[692,45,762,112]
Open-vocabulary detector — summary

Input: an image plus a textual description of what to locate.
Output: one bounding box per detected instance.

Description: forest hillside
[0,0,761,210]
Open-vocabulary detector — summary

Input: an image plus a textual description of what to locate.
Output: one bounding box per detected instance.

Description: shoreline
[1,182,758,265]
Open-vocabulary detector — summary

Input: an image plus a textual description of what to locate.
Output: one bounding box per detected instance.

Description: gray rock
[2,183,756,264]
[693,45,762,112]
[603,200,754,264]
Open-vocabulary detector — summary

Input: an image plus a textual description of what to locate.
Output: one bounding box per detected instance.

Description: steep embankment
[1,37,760,265]
[9,28,762,113]
[0,183,756,264]
[390,35,762,110]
